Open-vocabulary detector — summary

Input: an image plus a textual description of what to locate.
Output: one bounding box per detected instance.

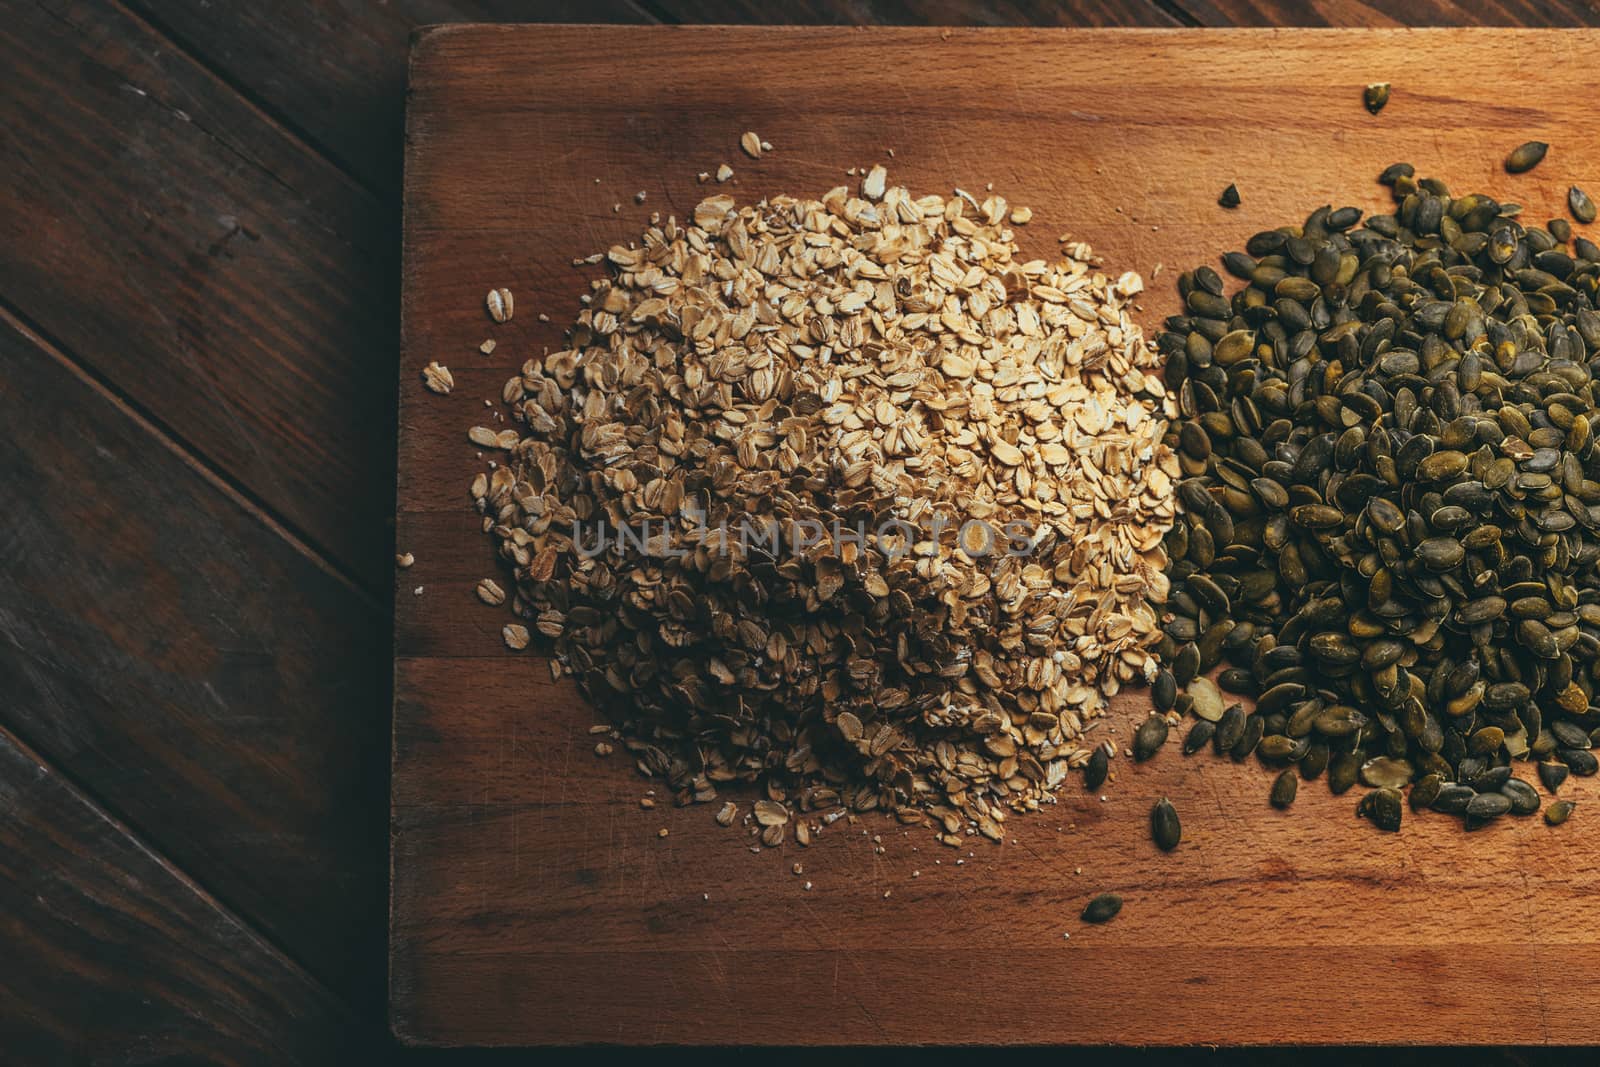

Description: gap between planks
[0,716,356,1025]
[0,301,382,612]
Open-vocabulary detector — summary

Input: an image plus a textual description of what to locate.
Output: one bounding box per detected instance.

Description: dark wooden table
[3,1,1598,1063]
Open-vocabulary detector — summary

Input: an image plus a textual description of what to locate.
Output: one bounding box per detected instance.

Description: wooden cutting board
[393,26,1600,1047]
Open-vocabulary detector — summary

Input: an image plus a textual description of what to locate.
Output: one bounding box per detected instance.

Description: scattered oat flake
[502,623,530,650]
[697,171,710,183]
[740,131,762,158]
[640,797,655,809]
[595,741,614,756]
[657,827,669,838]
[479,339,496,355]
[486,287,513,323]
[715,163,733,183]
[475,578,507,606]
[411,586,424,597]
[1010,206,1033,225]
[396,552,415,569]
[634,190,646,203]
[861,164,887,200]
[421,362,454,394]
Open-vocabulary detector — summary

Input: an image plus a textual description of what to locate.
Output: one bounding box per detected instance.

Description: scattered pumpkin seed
[1151,797,1181,851]
[1270,768,1298,809]
[1505,140,1549,173]
[1081,893,1123,923]
[1572,185,1597,225]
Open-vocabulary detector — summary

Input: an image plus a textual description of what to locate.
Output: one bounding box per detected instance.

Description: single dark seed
[1084,745,1109,791]
[1561,748,1599,776]
[1230,715,1264,762]
[1546,800,1576,826]
[1081,893,1122,923]
[1270,768,1298,809]
[1360,787,1404,832]
[1502,777,1542,816]
[1467,792,1513,819]
[1539,761,1570,794]
[1571,185,1597,225]
[1378,162,1414,185]
[1410,773,1444,812]
[1134,715,1170,762]
[1467,766,1513,793]
[1550,720,1590,749]
[1152,669,1177,713]
[1151,797,1182,851]
[1173,643,1200,686]
[1183,718,1216,756]
[1432,784,1476,814]
[1219,183,1241,209]
[1214,704,1246,754]
[1329,752,1362,795]
[1363,82,1390,115]
[1506,140,1549,174]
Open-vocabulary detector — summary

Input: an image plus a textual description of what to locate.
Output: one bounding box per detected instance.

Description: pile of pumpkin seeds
[1148,162,1600,832]
[469,172,1179,846]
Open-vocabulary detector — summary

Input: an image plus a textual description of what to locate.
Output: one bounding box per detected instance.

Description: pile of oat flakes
[452,165,1178,846]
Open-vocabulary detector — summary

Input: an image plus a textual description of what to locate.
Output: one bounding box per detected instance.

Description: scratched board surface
[394,26,1600,1046]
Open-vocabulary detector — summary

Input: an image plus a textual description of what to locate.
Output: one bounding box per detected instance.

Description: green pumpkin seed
[1571,185,1597,225]
[1545,799,1576,826]
[1081,893,1122,923]
[1360,787,1404,832]
[1538,761,1570,793]
[1501,777,1541,815]
[1150,797,1181,851]
[1270,768,1298,808]
[1133,715,1169,762]
[1466,792,1512,819]
[1084,746,1109,791]
[1506,140,1549,174]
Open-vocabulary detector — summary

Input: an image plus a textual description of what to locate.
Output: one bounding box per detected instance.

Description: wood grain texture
[128,0,658,197]
[395,25,1600,1047]
[0,311,391,1010]
[0,722,359,1065]
[1172,0,1600,26]
[648,0,1181,24]
[0,0,393,587]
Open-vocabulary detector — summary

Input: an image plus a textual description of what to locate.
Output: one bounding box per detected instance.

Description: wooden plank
[395,25,1600,1046]
[0,0,392,587]
[1171,0,1600,26]
[0,310,390,1009]
[0,723,357,1064]
[125,0,658,197]
[647,0,1181,25]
